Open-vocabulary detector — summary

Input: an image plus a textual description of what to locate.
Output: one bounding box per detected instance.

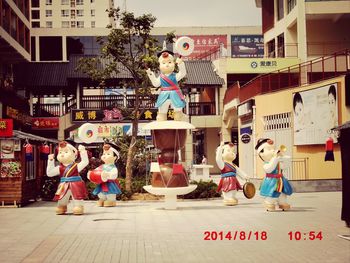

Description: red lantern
[325,137,335,162]
[24,143,33,161]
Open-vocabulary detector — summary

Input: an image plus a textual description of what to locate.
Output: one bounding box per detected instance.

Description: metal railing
[236,49,349,102]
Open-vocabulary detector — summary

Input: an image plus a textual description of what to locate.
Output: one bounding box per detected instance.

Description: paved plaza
[0,192,349,263]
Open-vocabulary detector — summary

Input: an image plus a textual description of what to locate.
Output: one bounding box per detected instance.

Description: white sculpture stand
[143,185,197,210]
[191,164,214,181]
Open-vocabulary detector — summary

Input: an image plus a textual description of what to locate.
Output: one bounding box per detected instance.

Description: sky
[122,0,262,27]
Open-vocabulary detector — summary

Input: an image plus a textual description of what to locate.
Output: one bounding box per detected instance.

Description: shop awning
[12,130,58,143]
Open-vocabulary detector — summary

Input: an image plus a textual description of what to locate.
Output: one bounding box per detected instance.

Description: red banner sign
[32,117,59,130]
[179,35,227,59]
[0,119,13,137]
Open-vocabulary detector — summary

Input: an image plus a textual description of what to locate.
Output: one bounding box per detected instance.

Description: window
[91,0,95,3]
[91,9,95,17]
[61,0,69,4]
[71,21,76,28]
[77,21,84,28]
[32,0,40,8]
[287,0,297,14]
[71,0,75,7]
[46,0,52,5]
[46,21,52,28]
[32,21,40,28]
[39,36,63,61]
[76,0,84,5]
[91,21,95,28]
[46,10,52,17]
[61,10,69,17]
[62,21,70,28]
[77,10,84,17]
[277,0,284,21]
[31,10,40,19]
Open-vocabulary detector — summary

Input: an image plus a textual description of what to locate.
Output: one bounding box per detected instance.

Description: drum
[89,167,103,184]
[243,181,256,199]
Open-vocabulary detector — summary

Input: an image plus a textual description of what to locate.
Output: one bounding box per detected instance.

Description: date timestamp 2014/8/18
[204,231,268,241]
[288,231,323,241]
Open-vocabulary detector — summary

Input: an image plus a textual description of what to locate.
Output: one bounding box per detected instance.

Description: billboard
[293,83,339,145]
[231,35,264,58]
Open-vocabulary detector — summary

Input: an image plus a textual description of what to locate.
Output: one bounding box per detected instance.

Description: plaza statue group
[46,38,293,215]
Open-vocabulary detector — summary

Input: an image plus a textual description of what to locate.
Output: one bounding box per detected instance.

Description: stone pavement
[0,192,349,263]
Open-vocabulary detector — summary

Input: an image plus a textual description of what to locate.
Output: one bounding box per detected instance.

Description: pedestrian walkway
[0,192,349,263]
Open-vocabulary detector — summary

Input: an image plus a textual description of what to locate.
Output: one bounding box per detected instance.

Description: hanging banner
[0,119,13,137]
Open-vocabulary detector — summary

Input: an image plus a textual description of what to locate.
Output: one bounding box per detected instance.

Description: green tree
[78,8,174,191]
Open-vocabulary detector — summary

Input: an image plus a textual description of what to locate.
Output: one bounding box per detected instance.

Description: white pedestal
[143,185,197,210]
[191,164,214,181]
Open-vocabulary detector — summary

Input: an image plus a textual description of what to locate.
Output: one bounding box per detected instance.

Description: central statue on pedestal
[146,43,186,121]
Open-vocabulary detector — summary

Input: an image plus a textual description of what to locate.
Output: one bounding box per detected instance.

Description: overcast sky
[122,0,262,27]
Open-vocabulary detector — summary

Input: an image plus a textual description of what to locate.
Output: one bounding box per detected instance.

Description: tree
[78,8,174,191]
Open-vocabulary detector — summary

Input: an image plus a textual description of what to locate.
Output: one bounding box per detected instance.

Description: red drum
[89,167,104,184]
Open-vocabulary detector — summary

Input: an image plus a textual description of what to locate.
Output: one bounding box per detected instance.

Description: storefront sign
[241,133,251,144]
[6,106,32,125]
[32,117,59,130]
[0,139,15,159]
[231,35,264,58]
[178,35,227,59]
[238,100,254,117]
[71,108,174,123]
[70,123,151,143]
[0,119,13,137]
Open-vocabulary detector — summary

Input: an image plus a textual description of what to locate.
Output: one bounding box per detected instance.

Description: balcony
[32,95,217,117]
[225,49,350,104]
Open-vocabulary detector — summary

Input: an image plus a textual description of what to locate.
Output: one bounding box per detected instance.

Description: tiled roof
[185,60,224,85]
[14,55,224,88]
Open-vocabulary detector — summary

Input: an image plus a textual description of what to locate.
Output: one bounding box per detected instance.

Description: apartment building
[30,0,114,61]
[256,0,350,61]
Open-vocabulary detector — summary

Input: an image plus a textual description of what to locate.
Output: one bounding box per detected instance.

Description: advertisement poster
[231,35,264,57]
[0,139,15,159]
[293,83,338,145]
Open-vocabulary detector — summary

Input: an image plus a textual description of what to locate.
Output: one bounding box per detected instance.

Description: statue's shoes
[224,198,238,206]
[97,199,104,207]
[55,205,67,215]
[265,203,276,212]
[104,200,116,207]
[73,205,84,215]
[278,204,291,211]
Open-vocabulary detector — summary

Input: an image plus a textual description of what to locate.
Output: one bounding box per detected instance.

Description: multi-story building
[256,0,350,61]
[221,0,350,188]
[30,0,114,61]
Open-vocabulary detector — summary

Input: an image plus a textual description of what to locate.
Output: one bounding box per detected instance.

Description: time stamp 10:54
[203,231,323,241]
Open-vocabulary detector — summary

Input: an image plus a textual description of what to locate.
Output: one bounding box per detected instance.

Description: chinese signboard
[32,117,59,130]
[178,35,227,59]
[231,35,264,58]
[0,119,13,137]
[71,108,175,123]
[6,106,32,125]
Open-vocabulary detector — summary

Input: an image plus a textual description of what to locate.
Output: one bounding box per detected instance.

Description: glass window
[61,0,69,5]
[91,9,95,17]
[77,21,84,28]
[61,10,69,17]
[91,21,95,28]
[76,0,84,5]
[46,0,52,5]
[71,10,76,18]
[46,21,52,28]
[39,36,63,61]
[32,0,40,8]
[287,0,297,14]
[77,10,84,16]
[62,21,70,28]
[32,21,40,28]
[31,10,40,19]
[277,0,284,20]
[71,21,76,28]
[46,10,52,17]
